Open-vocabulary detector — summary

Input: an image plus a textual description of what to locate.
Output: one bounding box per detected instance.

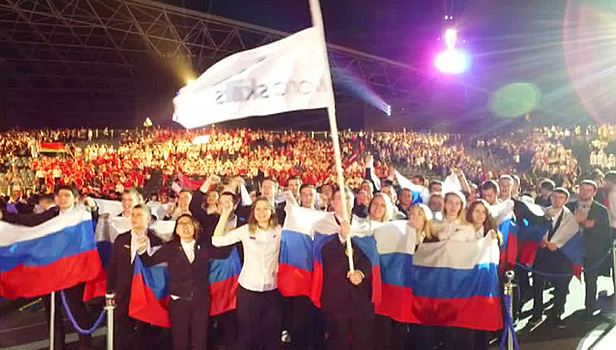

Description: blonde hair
[369,193,393,222]
[411,204,435,240]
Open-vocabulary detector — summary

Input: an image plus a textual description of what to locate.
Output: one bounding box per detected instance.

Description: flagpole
[308,0,354,273]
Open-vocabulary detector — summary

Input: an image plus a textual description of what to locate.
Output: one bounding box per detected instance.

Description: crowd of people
[1,126,616,350]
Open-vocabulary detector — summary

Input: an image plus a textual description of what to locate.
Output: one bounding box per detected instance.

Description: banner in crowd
[0,207,101,298]
[93,198,172,221]
[39,142,65,153]
[172,27,331,129]
[410,237,503,331]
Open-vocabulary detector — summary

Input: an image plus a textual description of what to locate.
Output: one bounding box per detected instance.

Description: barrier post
[49,292,55,350]
[105,293,116,350]
[504,270,515,350]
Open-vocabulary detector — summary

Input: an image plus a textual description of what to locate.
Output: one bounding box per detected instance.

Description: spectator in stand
[480,180,500,206]
[536,179,556,207]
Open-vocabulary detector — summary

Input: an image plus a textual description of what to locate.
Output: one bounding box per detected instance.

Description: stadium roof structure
[0,0,434,129]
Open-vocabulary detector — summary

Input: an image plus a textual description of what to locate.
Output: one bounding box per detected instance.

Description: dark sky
[165,0,452,63]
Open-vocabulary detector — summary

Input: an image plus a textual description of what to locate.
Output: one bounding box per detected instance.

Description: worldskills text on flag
[410,237,503,331]
[172,27,331,129]
[0,208,101,299]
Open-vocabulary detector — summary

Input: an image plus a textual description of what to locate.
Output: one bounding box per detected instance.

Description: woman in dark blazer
[140,214,210,350]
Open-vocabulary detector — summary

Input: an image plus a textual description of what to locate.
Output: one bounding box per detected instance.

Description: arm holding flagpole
[308,0,354,273]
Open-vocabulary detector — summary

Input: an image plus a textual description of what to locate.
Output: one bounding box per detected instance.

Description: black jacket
[107,230,163,308]
[189,190,236,260]
[140,239,210,303]
[2,206,60,226]
[321,237,373,315]
[566,201,611,266]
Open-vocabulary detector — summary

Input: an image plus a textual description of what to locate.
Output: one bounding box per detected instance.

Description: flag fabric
[129,256,171,328]
[177,172,205,191]
[514,199,583,279]
[0,207,101,299]
[39,142,65,153]
[278,205,328,297]
[394,170,429,204]
[489,200,518,272]
[310,214,381,307]
[209,247,242,316]
[83,215,174,301]
[410,237,503,331]
[173,27,331,129]
[373,220,415,323]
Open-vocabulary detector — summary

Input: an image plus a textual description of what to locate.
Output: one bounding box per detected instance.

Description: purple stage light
[434,49,470,74]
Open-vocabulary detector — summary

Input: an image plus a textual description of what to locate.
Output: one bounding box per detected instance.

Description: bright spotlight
[186,78,195,85]
[434,49,470,74]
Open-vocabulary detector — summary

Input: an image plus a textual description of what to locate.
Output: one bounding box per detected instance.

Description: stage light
[434,49,470,74]
[445,29,457,49]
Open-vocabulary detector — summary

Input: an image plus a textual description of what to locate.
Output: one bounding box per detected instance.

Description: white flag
[173,27,331,129]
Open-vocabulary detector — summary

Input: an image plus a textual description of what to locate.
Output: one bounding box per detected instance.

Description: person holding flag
[566,180,611,320]
[318,188,375,350]
[107,203,164,350]
[529,188,579,328]
[0,184,99,350]
[212,196,283,350]
[138,214,210,350]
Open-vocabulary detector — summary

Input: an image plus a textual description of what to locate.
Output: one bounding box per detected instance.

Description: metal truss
[0,0,430,125]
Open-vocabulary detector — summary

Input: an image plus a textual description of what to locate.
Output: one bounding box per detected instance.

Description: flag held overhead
[172,27,331,129]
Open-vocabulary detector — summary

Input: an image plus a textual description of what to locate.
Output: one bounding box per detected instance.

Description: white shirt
[212,224,282,292]
[180,239,196,263]
[130,229,151,263]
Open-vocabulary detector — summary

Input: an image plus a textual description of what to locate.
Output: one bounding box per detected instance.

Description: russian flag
[84,214,175,301]
[83,216,132,301]
[209,247,242,316]
[278,206,328,297]
[410,237,503,331]
[0,208,101,299]
[129,256,171,328]
[373,220,415,323]
[514,199,582,279]
[310,215,381,307]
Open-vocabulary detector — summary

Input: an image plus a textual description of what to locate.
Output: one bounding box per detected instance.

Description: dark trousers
[285,296,324,349]
[374,315,408,350]
[583,258,599,313]
[532,273,571,318]
[43,283,93,350]
[114,302,162,350]
[168,298,209,350]
[208,310,238,349]
[236,286,282,350]
[324,305,375,350]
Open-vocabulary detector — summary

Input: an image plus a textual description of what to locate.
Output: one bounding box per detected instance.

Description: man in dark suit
[0,185,98,350]
[107,203,163,350]
[567,180,611,319]
[320,188,374,350]
[529,188,579,329]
